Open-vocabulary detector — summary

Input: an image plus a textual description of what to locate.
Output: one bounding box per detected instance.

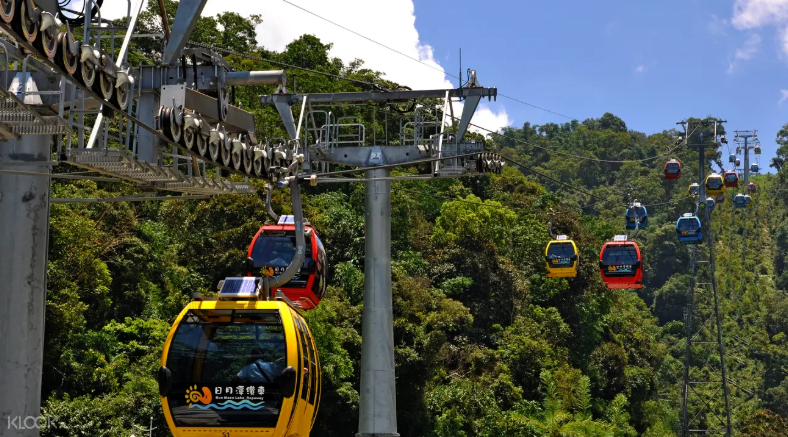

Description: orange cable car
[664,159,681,180]
[247,215,327,309]
[598,235,643,289]
[723,170,739,188]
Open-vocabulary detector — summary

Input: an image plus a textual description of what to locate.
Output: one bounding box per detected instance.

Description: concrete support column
[0,135,51,437]
[357,168,398,437]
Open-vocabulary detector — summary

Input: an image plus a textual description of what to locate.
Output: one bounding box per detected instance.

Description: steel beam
[225,70,286,87]
[0,135,51,437]
[138,66,285,91]
[260,87,497,105]
[357,167,398,437]
[162,0,210,66]
[136,92,163,163]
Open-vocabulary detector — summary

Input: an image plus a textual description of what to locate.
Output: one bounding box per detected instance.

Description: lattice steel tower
[678,118,732,436]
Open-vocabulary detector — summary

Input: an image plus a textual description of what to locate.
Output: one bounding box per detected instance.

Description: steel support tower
[261,77,500,436]
[733,131,757,307]
[678,119,732,436]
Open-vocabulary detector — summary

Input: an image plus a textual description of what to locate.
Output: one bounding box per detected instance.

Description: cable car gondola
[688,182,700,196]
[705,197,716,212]
[664,159,681,179]
[754,145,761,155]
[744,194,753,207]
[159,277,321,437]
[598,236,643,289]
[747,182,757,193]
[751,162,760,173]
[729,154,736,163]
[704,173,725,195]
[723,170,739,188]
[734,193,747,208]
[625,202,648,229]
[247,215,327,310]
[545,235,579,278]
[715,193,724,204]
[735,158,741,167]
[676,213,703,243]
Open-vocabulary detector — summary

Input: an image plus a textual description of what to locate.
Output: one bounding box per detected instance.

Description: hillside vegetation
[39,2,788,436]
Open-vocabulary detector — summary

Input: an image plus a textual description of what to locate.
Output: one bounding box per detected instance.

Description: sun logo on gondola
[260,266,275,277]
[185,385,212,406]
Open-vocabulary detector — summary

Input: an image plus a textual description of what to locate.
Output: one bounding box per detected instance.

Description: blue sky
[412,0,786,171]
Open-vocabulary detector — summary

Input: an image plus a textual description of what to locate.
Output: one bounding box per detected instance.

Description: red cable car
[247,215,327,309]
[664,159,681,180]
[747,182,757,193]
[723,170,739,188]
[715,193,724,204]
[598,236,643,289]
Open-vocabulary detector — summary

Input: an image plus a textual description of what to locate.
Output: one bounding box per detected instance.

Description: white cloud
[732,0,788,54]
[99,0,511,133]
[727,33,762,72]
[708,14,729,35]
[779,89,788,105]
[634,64,646,73]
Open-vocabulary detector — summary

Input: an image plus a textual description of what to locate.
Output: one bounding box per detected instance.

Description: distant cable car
[247,215,327,310]
[664,159,681,179]
[735,158,741,167]
[734,193,747,208]
[705,197,716,211]
[723,170,739,188]
[705,173,725,195]
[744,194,753,207]
[545,235,579,278]
[159,277,321,437]
[751,163,760,173]
[688,183,700,196]
[747,182,757,193]
[676,213,703,243]
[754,145,761,155]
[625,202,648,229]
[729,154,736,163]
[599,236,643,289]
[715,193,725,204]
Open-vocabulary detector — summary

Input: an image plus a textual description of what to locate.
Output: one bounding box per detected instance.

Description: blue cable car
[751,163,760,173]
[728,154,736,163]
[625,202,648,229]
[734,193,747,208]
[676,213,703,243]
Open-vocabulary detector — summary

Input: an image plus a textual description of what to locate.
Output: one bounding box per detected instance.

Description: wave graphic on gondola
[190,400,266,410]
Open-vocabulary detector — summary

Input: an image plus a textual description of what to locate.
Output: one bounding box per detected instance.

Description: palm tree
[515,370,610,437]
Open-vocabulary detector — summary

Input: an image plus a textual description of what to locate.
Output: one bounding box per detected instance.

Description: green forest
[38,2,788,436]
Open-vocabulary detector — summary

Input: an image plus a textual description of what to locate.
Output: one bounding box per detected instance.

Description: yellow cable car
[545,235,579,277]
[688,182,699,196]
[704,173,725,195]
[159,277,321,437]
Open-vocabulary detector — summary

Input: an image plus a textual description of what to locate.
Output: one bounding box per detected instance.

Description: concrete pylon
[0,135,52,437]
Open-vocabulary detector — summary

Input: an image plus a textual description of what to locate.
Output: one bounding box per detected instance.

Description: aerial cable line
[186,41,386,90]
[278,0,578,120]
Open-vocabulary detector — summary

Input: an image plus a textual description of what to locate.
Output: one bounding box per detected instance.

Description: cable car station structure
[0,1,502,436]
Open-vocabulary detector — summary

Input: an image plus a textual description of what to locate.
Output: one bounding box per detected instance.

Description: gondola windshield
[677,219,700,233]
[250,234,311,284]
[546,242,576,266]
[165,309,286,428]
[601,245,639,275]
